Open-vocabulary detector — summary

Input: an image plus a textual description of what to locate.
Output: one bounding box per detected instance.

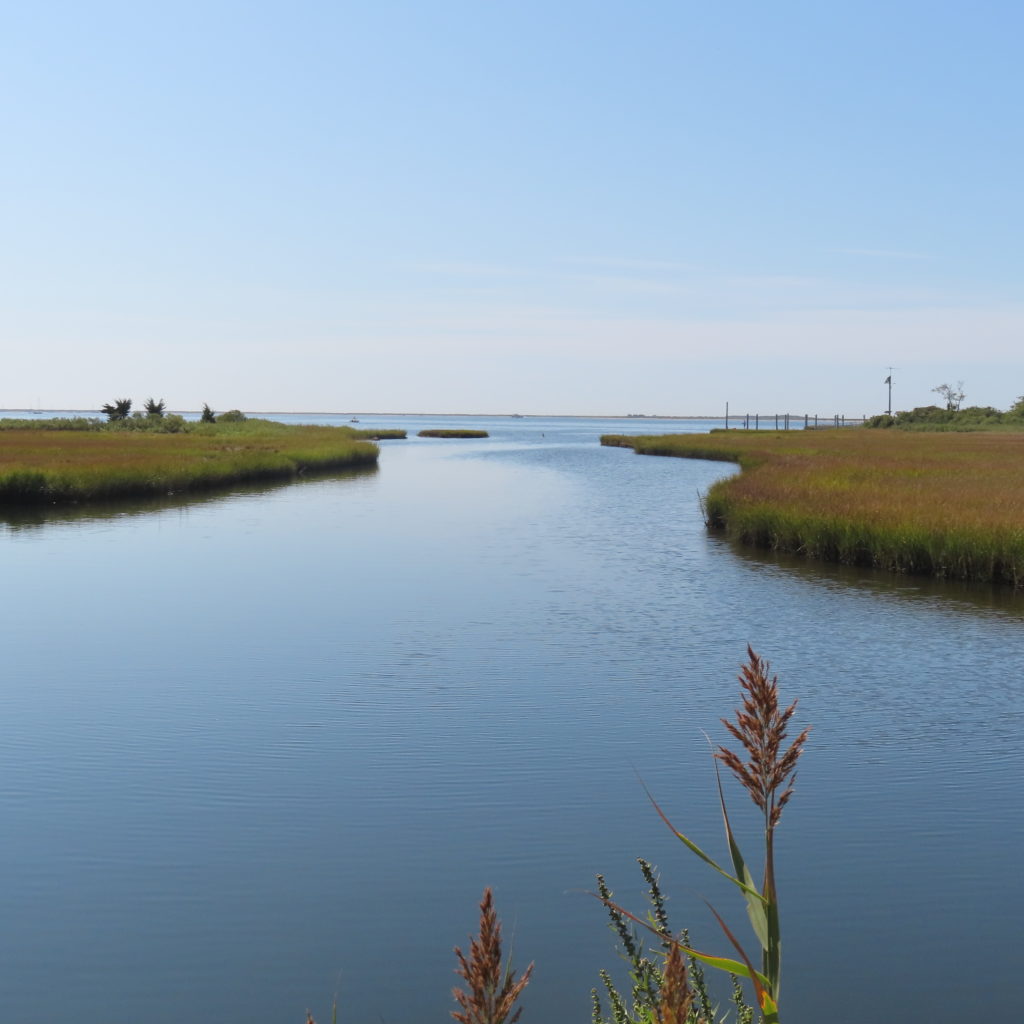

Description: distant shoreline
[0,409,728,420]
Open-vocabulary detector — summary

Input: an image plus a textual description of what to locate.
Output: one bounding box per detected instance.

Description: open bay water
[0,413,1022,1023]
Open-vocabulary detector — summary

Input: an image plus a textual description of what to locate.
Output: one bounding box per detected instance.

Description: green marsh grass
[602,429,1024,586]
[418,429,490,438]
[0,420,379,504]
[350,428,406,440]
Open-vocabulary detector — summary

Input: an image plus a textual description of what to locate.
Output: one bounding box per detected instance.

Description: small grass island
[603,428,1024,587]
[417,429,489,438]
[0,413,382,505]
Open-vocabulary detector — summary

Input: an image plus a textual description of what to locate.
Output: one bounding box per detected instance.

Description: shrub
[161,414,187,433]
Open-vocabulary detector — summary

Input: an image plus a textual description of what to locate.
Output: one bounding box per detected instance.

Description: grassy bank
[602,429,1024,586]
[353,428,406,440]
[0,419,379,504]
[417,428,489,438]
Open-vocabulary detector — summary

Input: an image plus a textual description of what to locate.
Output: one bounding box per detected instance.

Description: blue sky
[3,1,1022,415]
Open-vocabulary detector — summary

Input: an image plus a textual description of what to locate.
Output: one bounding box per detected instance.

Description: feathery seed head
[716,646,810,828]
[452,888,534,1024]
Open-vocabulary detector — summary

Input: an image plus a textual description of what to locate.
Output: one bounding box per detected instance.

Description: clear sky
[3,1,1022,415]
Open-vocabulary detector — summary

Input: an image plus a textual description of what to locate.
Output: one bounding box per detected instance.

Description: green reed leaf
[640,779,767,905]
[683,948,768,987]
[713,755,771,953]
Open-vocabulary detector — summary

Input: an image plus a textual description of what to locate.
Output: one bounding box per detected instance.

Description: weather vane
[884,367,899,416]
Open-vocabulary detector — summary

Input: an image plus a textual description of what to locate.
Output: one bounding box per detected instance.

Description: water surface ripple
[0,414,1021,1023]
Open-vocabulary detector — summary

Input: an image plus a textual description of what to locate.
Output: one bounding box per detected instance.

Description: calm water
[1,414,1022,1024]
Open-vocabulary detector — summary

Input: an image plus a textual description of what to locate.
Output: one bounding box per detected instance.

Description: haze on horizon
[3,2,1022,417]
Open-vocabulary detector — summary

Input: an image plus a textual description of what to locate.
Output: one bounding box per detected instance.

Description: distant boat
[349,417,360,423]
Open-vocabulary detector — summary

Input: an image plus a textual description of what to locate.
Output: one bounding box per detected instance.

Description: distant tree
[200,403,217,423]
[101,398,132,421]
[932,381,965,412]
[1009,396,1024,418]
[144,397,166,418]
[217,409,247,423]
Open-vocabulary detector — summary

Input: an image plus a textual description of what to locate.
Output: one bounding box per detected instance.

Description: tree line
[101,399,234,424]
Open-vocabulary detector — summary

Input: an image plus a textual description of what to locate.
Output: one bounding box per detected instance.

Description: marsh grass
[350,428,406,440]
[602,429,1024,586]
[0,421,378,504]
[419,429,490,438]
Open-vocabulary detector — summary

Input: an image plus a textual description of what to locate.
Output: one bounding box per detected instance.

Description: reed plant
[452,888,533,1024]
[596,648,809,1024]
[301,652,803,1024]
[602,429,1024,586]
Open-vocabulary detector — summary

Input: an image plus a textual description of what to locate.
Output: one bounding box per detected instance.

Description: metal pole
[725,401,729,429]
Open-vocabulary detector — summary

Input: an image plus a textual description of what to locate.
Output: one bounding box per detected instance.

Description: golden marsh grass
[602,429,1024,586]
[0,423,379,504]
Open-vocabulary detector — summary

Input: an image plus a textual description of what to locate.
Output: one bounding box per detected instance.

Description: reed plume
[452,887,533,1024]
[716,645,811,832]
[715,646,810,1011]
[606,647,811,1023]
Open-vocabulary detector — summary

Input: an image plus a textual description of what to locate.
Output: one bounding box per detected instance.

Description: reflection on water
[0,464,379,532]
[723,536,1024,620]
[0,414,1020,1024]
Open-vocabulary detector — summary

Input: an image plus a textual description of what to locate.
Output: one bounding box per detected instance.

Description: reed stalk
[598,647,809,1023]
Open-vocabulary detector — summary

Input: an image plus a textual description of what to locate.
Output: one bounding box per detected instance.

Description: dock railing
[723,413,867,430]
